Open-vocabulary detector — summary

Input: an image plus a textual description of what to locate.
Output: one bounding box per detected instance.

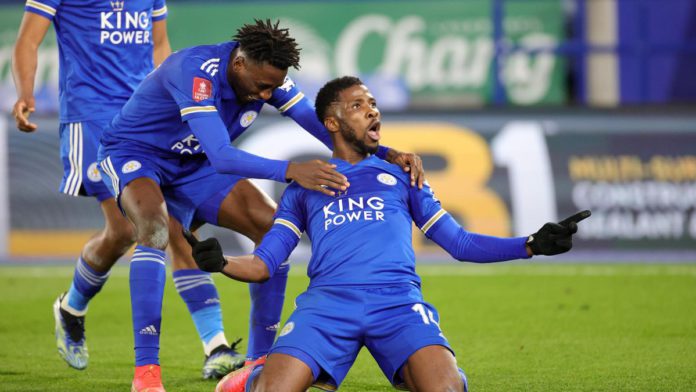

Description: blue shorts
[270,284,453,390]
[59,121,113,202]
[98,148,242,228]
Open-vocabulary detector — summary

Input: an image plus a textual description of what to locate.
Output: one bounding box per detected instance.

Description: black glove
[183,230,228,273]
[527,210,591,256]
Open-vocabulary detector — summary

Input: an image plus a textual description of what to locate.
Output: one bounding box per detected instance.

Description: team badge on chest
[377,173,397,186]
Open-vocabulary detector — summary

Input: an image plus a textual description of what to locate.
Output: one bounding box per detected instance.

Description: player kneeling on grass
[184,76,591,392]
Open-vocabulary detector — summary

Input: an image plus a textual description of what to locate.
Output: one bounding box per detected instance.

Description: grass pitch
[0,263,695,391]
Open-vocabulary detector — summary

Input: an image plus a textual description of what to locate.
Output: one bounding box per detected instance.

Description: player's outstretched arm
[526,210,592,256]
[427,210,591,262]
[428,213,531,262]
[183,230,270,283]
[11,12,50,133]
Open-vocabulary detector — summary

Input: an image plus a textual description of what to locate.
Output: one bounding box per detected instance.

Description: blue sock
[173,269,227,356]
[246,262,289,360]
[130,246,166,366]
[64,257,110,314]
[245,364,264,391]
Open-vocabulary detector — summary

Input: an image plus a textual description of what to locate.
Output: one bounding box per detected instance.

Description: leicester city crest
[240,111,258,127]
[377,173,397,186]
[122,160,142,174]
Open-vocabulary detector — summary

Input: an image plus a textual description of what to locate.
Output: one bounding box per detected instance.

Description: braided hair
[234,19,301,70]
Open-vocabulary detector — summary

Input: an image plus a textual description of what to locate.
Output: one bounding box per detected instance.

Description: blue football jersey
[255,155,448,288]
[101,41,325,159]
[25,0,167,122]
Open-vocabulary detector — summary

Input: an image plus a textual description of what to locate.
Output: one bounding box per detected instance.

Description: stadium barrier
[2,110,695,262]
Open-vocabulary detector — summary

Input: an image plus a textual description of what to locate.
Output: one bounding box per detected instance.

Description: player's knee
[136,217,169,250]
[433,381,466,392]
[259,214,274,235]
[428,369,466,392]
[249,216,273,244]
[251,202,275,244]
[445,370,467,392]
[444,369,467,392]
[250,375,286,392]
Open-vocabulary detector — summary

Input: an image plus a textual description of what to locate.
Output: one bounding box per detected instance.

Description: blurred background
[0,0,695,263]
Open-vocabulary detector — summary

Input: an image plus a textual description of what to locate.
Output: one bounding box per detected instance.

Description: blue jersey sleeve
[267,76,333,150]
[25,0,60,20]
[408,181,444,231]
[409,182,530,262]
[188,116,289,182]
[253,185,306,277]
[167,57,289,182]
[164,56,220,122]
[152,0,167,21]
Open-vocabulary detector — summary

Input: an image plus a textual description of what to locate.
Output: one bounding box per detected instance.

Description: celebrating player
[11,0,245,384]
[97,21,423,391]
[185,76,591,392]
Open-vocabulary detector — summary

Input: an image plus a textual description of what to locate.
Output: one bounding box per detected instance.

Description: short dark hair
[234,19,301,70]
[315,76,364,123]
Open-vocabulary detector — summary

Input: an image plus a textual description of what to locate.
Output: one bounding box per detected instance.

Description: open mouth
[367,121,381,142]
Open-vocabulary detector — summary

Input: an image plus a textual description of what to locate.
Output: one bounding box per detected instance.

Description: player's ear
[324,116,339,133]
[231,55,245,72]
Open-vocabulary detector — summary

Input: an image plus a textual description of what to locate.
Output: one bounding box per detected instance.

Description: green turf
[1,264,695,391]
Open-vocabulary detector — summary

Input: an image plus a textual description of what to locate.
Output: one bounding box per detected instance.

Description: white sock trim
[204,332,229,356]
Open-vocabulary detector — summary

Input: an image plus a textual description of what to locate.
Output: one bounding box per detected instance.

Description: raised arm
[11,12,51,132]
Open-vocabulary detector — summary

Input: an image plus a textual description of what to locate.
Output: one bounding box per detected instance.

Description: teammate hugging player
[97,19,424,391]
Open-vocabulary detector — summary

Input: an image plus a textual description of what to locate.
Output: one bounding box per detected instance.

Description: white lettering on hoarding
[334,14,555,104]
[577,210,684,240]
